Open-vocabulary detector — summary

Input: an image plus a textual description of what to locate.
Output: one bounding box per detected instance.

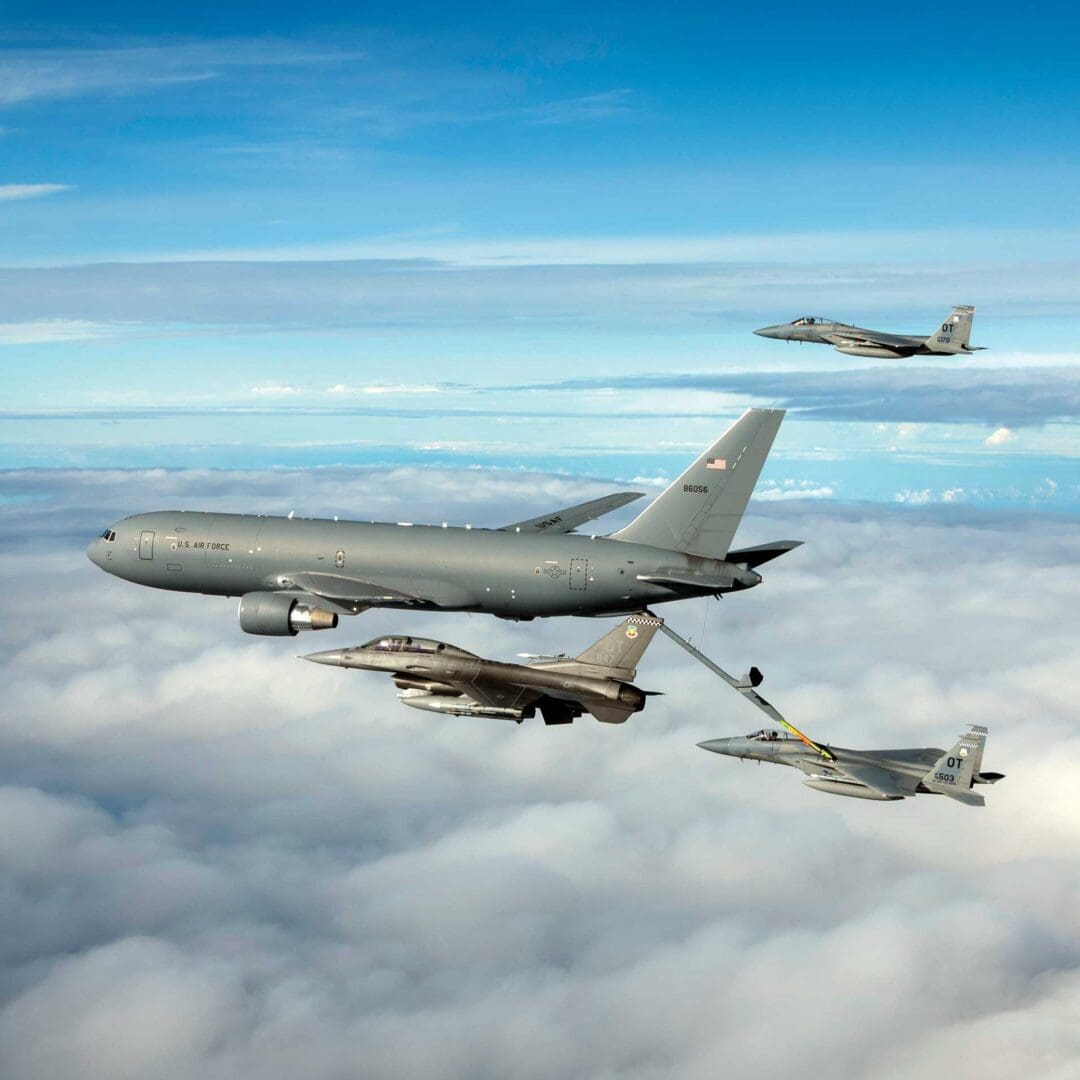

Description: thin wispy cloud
[3,256,1080,333]
[0,183,70,202]
[0,38,366,106]
[549,368,1080,427]
[0,319,112,344]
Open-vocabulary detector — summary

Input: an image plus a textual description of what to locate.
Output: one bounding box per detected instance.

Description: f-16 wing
[449,679,539,710]
[499,491,644,534]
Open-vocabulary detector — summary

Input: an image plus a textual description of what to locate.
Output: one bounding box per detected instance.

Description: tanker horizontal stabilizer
[725,540,803,569]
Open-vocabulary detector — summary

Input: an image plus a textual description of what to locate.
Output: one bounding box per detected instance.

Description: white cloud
[0,468,1078,1079]
[0,39,363,107]
[985,426,1016,446]
[0,319,115,344]
[756,485,835,501]
[249,384,300,396]
[0,183,71,202]
[326,383,441,395]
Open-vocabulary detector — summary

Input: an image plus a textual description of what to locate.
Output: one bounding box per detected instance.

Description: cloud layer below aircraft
[1,467,1077,1079]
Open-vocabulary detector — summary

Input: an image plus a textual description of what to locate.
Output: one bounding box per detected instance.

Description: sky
[1,5,1079,1078]
[1,2,1078,507]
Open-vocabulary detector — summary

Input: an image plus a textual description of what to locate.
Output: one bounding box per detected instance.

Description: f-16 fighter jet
[87,409,800,637]
[698,670,1004,805]
[754,305,984,358]
[303,613,664,725]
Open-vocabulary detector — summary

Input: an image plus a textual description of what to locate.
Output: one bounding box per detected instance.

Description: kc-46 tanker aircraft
[754,305,984,359]
[87,409,798,636]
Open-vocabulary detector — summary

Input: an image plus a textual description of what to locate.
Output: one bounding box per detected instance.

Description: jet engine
[238,592,339,636]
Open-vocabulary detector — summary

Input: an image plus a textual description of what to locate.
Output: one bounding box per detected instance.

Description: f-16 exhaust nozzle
[615,685,646,710]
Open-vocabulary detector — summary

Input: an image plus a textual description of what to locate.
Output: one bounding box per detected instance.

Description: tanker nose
[87,527,118,571]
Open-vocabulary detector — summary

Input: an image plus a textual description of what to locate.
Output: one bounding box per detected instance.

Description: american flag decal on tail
[706,457,727,470]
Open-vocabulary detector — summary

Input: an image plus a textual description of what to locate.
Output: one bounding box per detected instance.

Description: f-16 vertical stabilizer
[572,612,663,680]
[611,408,785,560]
[924,305,979,354]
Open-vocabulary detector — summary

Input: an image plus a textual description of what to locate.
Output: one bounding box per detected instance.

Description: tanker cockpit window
[100,529,117,542]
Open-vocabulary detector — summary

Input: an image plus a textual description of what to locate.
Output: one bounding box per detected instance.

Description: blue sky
[1,2,1078,508]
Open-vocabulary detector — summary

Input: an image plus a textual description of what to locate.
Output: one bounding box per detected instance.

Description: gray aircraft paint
[87,409,800,635]
[699,725,1004,806]
[302,613,664,725]
[754,305,984,359]
[683,635,1005,806]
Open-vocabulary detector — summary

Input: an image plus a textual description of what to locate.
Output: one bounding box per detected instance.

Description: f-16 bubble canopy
[361,636,478,659]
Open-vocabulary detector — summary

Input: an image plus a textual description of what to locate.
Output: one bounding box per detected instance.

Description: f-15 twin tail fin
[924,305,983,354]
[920,724,1002,805]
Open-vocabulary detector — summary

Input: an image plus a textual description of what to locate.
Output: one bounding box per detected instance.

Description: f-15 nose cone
[753,325,780,338]
[302,649,347,667]
[697,738,735,755]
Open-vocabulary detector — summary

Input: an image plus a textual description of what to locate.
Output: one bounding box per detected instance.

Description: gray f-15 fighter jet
[87,409,800,637]
[754,305,984,358]
[303,612,663,724]
[671,635,1004,805]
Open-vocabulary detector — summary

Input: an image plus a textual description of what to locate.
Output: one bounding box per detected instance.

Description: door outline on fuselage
[204,519,257,572]
[569,557,588,591]
[139,530,155,560]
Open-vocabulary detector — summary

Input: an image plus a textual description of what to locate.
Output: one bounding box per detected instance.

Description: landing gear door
[139,530,155,560]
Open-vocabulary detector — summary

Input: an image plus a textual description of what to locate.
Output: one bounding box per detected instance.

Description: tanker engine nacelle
[238,592,339,636]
